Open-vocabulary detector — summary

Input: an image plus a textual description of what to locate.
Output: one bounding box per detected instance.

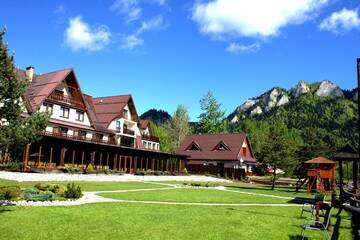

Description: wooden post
[72,150,75,167]
[140,157,143,170]
[22,144,30,171]
[81,151,85,171]
[49,147,53,170]
[60,148,65,167]
[119,155,123,171]
[161,159,164,172]
[134,156,137,173]
[166,159,169,171]
[124,156,127,173]
[151,158,155,171]
[129,157,133,173]
[118,155,121,172]
[106,154,109,168]
[146,158,149,170]
[113,154,118,171]
[37,145,42,167]
[99,153,103,169]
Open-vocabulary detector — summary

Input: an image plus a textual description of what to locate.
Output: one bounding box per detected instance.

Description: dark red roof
[16,68,73,112]
[139,119,150,129]
[176,133,255,161]
[92,95,138,127]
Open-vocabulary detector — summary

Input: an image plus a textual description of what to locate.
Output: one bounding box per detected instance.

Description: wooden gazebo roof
[305,156,335,164]
[333,144,359,162]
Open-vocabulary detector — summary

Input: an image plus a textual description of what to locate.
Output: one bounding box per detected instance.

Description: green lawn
[0,203,351,240]
[0,179,167,191]
[99,188,299,204]
[0,178,352,239]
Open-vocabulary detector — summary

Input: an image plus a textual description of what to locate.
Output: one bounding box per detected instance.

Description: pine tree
[0,28,49,162]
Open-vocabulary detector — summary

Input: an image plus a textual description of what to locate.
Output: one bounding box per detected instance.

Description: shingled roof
[176,133,255,161]
[92,95,138,128]
[16,68,73,112]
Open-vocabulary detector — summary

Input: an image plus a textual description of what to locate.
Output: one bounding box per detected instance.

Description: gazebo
[305,156,336,193]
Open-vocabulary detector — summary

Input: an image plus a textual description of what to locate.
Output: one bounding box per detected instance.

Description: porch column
[118,155,122,172]
[72,150,75,167]
[60,148,65,167]
[37,145,42,167]
[99,153,103,169]
[124,156,127,172]
[81,151,85,171]
[146,158,149,170]
[129,157,133,174]
[113,154,118,171]
[151,158,155,171]
[140,157,143,170]
[22,143,30,171]
[49,147,53,170]
[166,159,169,171]
[106,154,109,168]
[133,156,138,173]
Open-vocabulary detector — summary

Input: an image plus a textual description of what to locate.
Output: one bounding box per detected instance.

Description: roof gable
[185,141,202,151]
[213,141,231,151]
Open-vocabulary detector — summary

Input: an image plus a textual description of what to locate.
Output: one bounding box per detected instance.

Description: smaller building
[176,133,257,178]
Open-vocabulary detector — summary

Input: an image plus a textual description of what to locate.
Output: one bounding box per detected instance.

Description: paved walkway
[0,171,230,183]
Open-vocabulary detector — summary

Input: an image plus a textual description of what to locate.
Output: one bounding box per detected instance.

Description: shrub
[0,186,22,201]
[182,168,188,175]
[86,164,94,173]
[64,183,82,199]
[103,168,113,175]
[34,183,50,191]
[48,184,66,195]
[145,169,153,175]
[23,187,53,202]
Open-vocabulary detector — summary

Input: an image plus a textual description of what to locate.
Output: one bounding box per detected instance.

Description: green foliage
[0,28,49,161]
[150,122,173,152]
[64,183,82,199]
[140,109,171,125]
[197,91,227,134]
[86,163,94,173]
[167,105,191,151]
[23,187,53,202]
[0,185,21,200]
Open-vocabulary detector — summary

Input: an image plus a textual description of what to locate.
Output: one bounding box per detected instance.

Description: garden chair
[300,206,333,240]
[300,193,325,218]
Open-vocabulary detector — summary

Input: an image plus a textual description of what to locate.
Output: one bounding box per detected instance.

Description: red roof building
[176,133,257,176]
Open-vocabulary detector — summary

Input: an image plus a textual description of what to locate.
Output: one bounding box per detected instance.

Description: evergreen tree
[0,28,49,162]
[198,91,227,134]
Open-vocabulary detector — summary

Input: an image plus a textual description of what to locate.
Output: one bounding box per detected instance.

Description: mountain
[228,80,357,123]
[140,109,171,125]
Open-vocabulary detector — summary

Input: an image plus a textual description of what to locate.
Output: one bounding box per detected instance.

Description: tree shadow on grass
[287,197,314,204]
[225,207,303,220]
[225,185,307,194]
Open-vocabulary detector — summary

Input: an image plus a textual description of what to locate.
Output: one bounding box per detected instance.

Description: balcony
[47,92,85,109]
[42,131,116,145]
[141,134,160,143]
[123,128,135,136]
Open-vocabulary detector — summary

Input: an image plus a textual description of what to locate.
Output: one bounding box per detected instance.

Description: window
[79,130,87,139]
[43,103,53,114]
[116,121,121,132]
[186,141,201,151]
[123,109,128,119]
[213,141,231,151]
[76,111,84,122]
[60,107,69,118]
[60,127,68,136]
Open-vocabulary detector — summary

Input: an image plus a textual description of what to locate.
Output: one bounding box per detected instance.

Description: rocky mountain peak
[263,88,289,111]
[314,80,344,98]
[292,80,310,98]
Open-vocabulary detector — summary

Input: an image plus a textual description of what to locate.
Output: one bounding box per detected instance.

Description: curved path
[11,182,302,207]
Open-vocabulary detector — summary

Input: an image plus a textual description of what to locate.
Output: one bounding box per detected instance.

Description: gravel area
[0,171,231,183]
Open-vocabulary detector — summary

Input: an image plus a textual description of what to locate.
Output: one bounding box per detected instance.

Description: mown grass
[0,203,351,240]
[0,178,167,191]
[99,188,300,204]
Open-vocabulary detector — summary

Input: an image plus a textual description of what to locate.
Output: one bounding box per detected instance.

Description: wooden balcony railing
[42,131,116,145]
[141,134,159,143]
[47,92,85,108]
[123,128,135,136]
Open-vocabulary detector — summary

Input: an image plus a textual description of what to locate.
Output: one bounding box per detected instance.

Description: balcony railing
[42,131,116,145]
[123,128,135,136]
[47,92,85,109]
[141,134,159,142]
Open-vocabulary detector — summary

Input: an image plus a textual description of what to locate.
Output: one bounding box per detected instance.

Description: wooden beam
[72,150,75,167]
[37,145,42,167]
[22,144,30,171]
[140,157,143,170]
[60,148,65,166]
[151,158,155,171]
[118,155,122,172]
[113,154,118,171]
[129,157,133,174]
[133,156,137,173]
[124,156,127,173]
[81,151,84,171]
[99,153,103,169]
[49,147,53,170]
[106,154,109,168]
[146,158,149,170]
[119,155,123,171]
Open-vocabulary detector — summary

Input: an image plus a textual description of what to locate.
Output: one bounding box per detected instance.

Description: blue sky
[1,0,360,121]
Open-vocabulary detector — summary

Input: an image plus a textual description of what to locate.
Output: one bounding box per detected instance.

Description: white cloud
[319,8,360,34]
[53,5,66,15]
[192,0,329,39]
[64,16,111,52]
[226,42,261,53]
[137,16,166,34]
[110,0,142,22]
[120,34,144,49]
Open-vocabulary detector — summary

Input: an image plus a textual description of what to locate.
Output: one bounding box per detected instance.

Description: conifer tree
[0,28,49,162]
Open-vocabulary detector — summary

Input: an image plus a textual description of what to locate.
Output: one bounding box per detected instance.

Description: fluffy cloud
[319,8,360,34]
[226,42,260,53]
[110,0,142,22]
[192,0,329,39]
[120,34,144,50]
[64,16,111,52]
[137,16,165,34]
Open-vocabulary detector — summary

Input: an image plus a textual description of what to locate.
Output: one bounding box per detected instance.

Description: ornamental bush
[64,183,82,199]
[0,186,22,201]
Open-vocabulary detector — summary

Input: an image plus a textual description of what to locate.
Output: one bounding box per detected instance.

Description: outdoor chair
[300,206,333,240]
[300,193,325,218]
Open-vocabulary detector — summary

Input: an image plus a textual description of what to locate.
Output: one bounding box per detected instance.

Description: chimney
[25,66,34,82]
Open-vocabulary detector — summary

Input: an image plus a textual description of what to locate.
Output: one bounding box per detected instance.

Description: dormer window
[213,141,231,151]
[123,109,129,119]
[76,111,84,122]
[186,141,201,151]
